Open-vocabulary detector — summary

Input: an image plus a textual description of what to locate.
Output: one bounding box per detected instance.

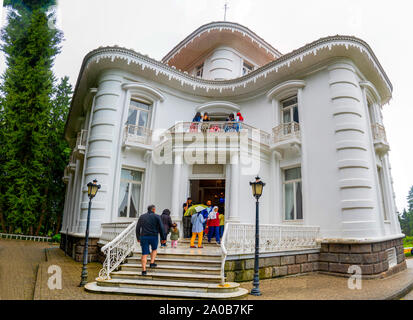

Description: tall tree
[407,185,413,213]
[0,0,63,234]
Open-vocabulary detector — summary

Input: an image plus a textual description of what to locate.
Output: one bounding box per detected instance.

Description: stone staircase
[85,243,248,298]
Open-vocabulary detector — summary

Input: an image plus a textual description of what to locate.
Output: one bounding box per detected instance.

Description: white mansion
[61,22,405,284]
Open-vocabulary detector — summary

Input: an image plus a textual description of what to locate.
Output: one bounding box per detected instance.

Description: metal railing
[272,121,300,144]
[219,223,319,284]
[124,124,152,145]
[98,221,137,280]
[0,233,52,242]
[75,129,88,150]
[221,223,320,256]
[98,222,133,245]
[371,123,388,143]
[165,121,271,145]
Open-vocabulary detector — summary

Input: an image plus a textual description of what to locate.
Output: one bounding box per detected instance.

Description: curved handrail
[98,220,137,280]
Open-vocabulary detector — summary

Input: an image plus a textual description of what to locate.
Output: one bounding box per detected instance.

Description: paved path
[2,239,413,300]
[239,258,413,300]
[0,239,50,299]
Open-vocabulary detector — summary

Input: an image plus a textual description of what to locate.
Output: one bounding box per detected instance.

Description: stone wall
[225,251,320,282]
[59,234,99,262]
[318,237,406,279]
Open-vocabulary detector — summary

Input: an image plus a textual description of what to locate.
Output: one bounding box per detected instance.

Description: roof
[161,21,283,70]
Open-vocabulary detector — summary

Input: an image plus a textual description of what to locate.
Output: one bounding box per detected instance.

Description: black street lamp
[79,179,101,287]
[249,175,265,296]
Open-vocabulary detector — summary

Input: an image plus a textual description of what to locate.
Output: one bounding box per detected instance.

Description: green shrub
[51,234,61,243]
[404,236,413,247]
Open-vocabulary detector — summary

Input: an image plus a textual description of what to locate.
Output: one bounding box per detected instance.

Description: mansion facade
[61,22,404,278]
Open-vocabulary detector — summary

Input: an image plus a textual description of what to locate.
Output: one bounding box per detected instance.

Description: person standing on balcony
[160,209,173,247]
[201,112,210,132]
[225,113,236,132]
[207,206,221,244]
[190,112,202,132]
[136,205,166,276]
[236,112,244,131]
[190,211,205,248]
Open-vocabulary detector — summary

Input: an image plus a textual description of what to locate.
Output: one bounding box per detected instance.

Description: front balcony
[63,152,77,183]
[123,124,152,149]
[73,129,87,158]
[160,121,271,148]
[271,121,301,152]
[371,123,389,155]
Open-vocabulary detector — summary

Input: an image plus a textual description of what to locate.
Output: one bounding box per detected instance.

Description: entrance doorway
[183,179,226,238]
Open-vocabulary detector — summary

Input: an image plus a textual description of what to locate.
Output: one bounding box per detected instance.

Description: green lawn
[404,236,413,258]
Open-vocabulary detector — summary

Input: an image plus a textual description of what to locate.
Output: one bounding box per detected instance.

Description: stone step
[95,278,239,294]
[110,270,223,283]
[120,263,221,275]
[85,281,248,299]
[179,239,221,247]
[125,256,221,267]
[131,251,221,261]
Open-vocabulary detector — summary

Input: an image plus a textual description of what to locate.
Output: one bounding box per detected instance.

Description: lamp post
[249,176,265,296]
[79,179,101,287]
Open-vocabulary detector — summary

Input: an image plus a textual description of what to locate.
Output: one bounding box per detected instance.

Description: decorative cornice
[161,21,282,63]
[122,82,165,102]
[81,35,392,95]
[267,80,306,101]
[196,101,240,113]
[360,80,381,104]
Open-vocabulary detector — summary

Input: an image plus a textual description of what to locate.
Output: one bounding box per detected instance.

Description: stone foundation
[59,233,100,262]
[318,237,406,279]
[224,250,320,282]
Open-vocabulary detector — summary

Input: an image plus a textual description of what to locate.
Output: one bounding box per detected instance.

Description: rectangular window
[242,61,254,75]
[283,167,303,220]
[118,168,143,218]
[127,99,151,136]
[196,63,204,78]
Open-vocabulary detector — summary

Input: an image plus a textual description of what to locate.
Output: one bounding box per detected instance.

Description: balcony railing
[74,129,87,155]
[165,121,271,145]
[371,123,389,155]
[371,123,388,143]
[124,124,152,146]
[272,121,300,144]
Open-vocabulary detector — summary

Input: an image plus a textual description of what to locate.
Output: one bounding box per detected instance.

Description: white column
[270,151,282,224]
[70,159,81,233]
[142,151,153,212]
[171,153,182,222]
[228,152,240,222]
[61,174,73,232]
[79,70,123,236]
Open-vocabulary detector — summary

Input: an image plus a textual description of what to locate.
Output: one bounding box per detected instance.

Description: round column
[79,71,123,236]
[328,61,382,238]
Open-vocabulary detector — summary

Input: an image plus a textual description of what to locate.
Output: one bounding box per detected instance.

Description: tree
[0,0,66,235]
[408,185,413,213]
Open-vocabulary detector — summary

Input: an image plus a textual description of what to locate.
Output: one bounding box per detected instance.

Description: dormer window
[196,63,204,78]
[242,61,254,75]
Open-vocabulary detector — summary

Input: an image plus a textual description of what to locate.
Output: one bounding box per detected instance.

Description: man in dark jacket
[136,205,166,275]
[160,209,173,247]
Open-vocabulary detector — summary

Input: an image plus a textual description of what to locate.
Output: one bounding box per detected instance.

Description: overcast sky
[0,0,412,212]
